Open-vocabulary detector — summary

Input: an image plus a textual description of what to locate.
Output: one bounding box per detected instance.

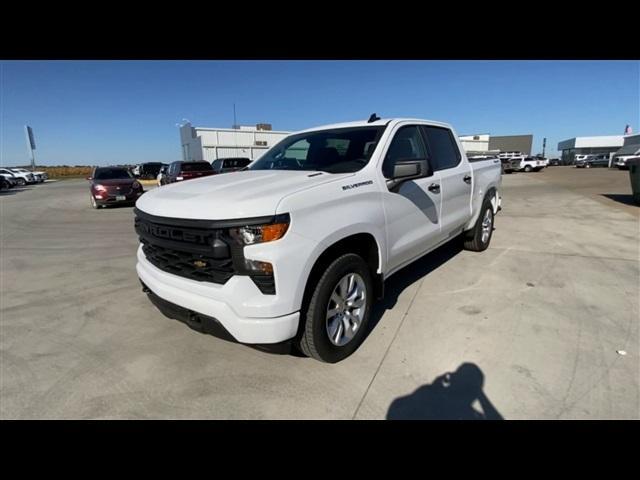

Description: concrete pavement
[1,169,638,419]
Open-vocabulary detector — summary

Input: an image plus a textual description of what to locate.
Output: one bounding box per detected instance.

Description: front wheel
[524,165,532,172]
[464,197,494,252]
[90,195,100,209]
[16,178,26,186]
[297,253,373,363]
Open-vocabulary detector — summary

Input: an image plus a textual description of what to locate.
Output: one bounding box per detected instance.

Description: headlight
[228,216,290,246]
[94,184,107,192]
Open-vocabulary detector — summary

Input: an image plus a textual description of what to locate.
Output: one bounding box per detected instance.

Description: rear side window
[181,162,213,172]
[382,126,427,178]
[421,126,461,171]
[223,158,251,169]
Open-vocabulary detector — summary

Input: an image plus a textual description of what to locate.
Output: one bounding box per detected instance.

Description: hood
[136,169,353,220]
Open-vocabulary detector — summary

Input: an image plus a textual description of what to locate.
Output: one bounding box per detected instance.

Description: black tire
[90,195,100,209]
[297,253,374,363]
[16,178,26,186]
[524,165,532,172]
[463,196,495,252]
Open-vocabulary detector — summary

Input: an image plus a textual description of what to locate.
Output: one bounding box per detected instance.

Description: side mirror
[387,159,429,190]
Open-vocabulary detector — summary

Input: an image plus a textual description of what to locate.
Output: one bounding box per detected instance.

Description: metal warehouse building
[557,135,625,164]
[459,133,533,156]
[179,122,291,162]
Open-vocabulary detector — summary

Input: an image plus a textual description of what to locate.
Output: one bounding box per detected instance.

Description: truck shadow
[365,238,463,341]
[601,194,637,207]
[386,362,504,420]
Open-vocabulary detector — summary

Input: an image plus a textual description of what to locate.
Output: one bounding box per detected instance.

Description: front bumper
[94,191,143,205]
[137,247,300,344]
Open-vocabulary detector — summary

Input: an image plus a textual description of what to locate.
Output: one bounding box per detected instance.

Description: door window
[382,126,427,178]
[421,126,461,171]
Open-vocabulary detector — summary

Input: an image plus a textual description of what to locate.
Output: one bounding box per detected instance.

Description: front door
[380,125,443,274]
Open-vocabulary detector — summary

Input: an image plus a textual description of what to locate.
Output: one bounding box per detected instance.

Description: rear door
[421,126,472,237]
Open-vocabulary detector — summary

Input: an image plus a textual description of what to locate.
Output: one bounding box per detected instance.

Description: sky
[1,60,638,166]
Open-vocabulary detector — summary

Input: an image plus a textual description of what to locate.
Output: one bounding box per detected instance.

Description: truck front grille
[134,209,276,294]
[141,241,235,284]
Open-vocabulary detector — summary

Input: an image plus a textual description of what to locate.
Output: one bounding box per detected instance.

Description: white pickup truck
[134,117,502,362]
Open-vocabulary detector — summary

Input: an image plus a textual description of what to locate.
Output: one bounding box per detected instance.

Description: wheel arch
[297,232,384,332]
[465,187,499,232]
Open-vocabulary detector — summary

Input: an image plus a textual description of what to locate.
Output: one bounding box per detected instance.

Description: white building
[459,134,491,153]
[179,122,291,162]
[557,135,625,164]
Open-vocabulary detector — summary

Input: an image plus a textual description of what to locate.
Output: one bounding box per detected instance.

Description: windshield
[94,168,133,180]
[249,126,386,173]
[181,162,213,172]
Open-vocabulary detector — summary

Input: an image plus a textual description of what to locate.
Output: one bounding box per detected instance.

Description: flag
[624,124,632,135]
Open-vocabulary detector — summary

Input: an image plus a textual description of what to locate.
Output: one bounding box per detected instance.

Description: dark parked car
[88,166,144,209]
[211,157,252,174]
[575,154,610,168]
[0,170,18,188]
[548,158,562,166]
[161,161,215,185]
[136,162,166,180]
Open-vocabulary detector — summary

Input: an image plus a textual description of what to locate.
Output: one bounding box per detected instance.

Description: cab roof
[297,118,453,134]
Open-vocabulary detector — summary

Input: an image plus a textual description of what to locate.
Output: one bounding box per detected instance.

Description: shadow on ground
[387,362,504,420]
[0,187,34,196]
[601,194,638,207]
[364,238,464,341]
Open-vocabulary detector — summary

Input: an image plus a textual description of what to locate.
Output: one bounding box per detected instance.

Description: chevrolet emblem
[193,260,207,268]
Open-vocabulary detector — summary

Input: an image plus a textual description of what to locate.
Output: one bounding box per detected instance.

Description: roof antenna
[368,113,380,123]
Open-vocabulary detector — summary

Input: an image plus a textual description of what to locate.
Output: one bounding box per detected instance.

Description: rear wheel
[524,165,532,172]
[464,197,494,252]
[297,253,373,363]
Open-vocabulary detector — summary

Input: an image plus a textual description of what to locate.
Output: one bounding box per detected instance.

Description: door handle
[428,183,440,193]
[463,175,472,184]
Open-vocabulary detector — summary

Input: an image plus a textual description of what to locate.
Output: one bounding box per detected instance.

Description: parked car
[614,147,640,170]
[88,166,144,209]
[134,117,503,363]
[9,167,47,183]
[516,156,545,172]
[0,168,35,186]
[548,158,562,166]
[0,169,18,188]
[576,154,609,168]
[533,155,549,167]
[136,162,166,180]
[161,161,215,185]
[0,176,10,191]
[211,157,252,174]
[498,151,524,159]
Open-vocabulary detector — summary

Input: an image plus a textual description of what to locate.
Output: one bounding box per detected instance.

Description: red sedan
[88,166,144,209]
